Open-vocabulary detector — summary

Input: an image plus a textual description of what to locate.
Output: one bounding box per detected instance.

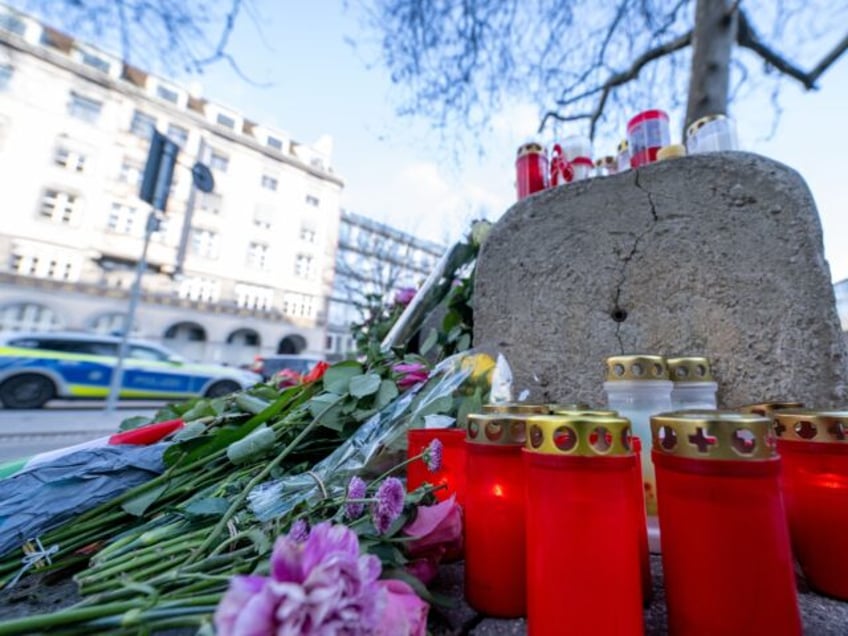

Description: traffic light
[139,130,179,211]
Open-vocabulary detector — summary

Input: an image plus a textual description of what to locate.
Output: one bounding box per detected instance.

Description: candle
[666,356,717,410]
[523,415,644,636]
[773,409,848,600]
[651,411,801,635]
[737,401,804,417]
[481,402,550,414]
[464,413,528,617]
[406,428,466,506]
[631,436,652,605]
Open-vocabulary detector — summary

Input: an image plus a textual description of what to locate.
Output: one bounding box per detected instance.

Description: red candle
[651,411,801,636]
[631,436,652,605]
[406,428,466,506]
[523,415,643,636]
[515,142,548,201]
[773,410,848,600]
[464,413,527,617]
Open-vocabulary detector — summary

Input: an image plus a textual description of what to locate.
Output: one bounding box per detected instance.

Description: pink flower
[375,579,429,636]
[404,558,440,586]
[275,369,302,388]
[402,495,463,574]
[394,287,416,306]
[392,362,429,390]
[215,523,383,635]
[372,477,405,534]
[424,438,443,472]
[345,476,367,519]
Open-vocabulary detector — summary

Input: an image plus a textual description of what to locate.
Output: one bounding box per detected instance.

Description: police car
[0,332,262,409]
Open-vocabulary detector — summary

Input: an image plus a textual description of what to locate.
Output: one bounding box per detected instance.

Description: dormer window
[216,113,236,129]
[156,85,179,104]
[267,136,284,151]
[81,52,111,74]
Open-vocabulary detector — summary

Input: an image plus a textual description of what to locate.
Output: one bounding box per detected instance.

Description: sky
[10,0,848,281]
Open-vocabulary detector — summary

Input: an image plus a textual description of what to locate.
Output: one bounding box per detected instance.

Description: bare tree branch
[737,10,848,90]
[540,29,693,136]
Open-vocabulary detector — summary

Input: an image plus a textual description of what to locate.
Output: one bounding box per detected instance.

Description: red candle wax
[464,414,527,617]
[651,412,801,636]
[524,415,644,636]
[631,436,652,605]
[774,410,848,600]
[406,428,466,506]
[515,142,548,201]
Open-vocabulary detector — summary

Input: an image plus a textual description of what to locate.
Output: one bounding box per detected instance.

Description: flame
[492,484,504,498]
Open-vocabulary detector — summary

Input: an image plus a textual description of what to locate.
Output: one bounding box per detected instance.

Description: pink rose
[403,495,463,573]
[392,362,429,390]
[395,287,416,306]
[375,579,429,636]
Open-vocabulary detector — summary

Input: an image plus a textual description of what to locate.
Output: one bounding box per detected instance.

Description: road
[0,402,164,464]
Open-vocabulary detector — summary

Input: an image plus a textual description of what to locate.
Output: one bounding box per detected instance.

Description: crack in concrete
[612,170,661,353]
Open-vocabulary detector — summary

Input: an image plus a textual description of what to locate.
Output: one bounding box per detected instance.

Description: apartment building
[0,6,342,365]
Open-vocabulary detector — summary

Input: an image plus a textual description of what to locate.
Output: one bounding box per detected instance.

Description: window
[130,110,156,138]
[128,345,170,362]
[261,175,278,191]
[54,146,86,173]
[267,136,283,151]
[216,113,236,129]
[282,293,315,318]
[235,283,274,311]
[246,242,270,270]
[67,93,102,124]
[300,225,317,243]
[210,151,229,172]
[305,195,320,207]
[198,191,223,215]
[156,85,179,104]
[107,202,139,235]
[0,64,12,91]
[118,159,143,187]
[39,189,81,224]
[190,228,220,259]
[166,124,188,148]
[10,248,80,282]
[178,277,220,303]
[253,203,274,229]
[294,254,315,279]
[0,13,26,36]
[81,52,110,73]
[0,303,63,332]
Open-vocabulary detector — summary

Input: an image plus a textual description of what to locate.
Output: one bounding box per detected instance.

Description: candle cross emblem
[688,427,717,453]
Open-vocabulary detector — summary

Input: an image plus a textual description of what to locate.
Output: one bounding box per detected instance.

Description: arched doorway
[163,321,208,362]
[225,328,261,367]
[0,302,63,332]
[277,334,307,354]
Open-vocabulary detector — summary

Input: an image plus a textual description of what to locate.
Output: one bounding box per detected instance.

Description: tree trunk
[684,0,738,135]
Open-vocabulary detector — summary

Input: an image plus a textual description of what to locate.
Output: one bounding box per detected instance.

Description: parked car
[250,354,325,382]
[0,332,262,409]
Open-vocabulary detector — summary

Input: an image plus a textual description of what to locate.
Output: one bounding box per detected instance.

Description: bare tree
[8,0,260,78]
[359,0,848,139]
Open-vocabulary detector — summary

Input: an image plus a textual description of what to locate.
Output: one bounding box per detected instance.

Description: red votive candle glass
[774,410,848,600]
[406,428,466,506]
[523,415,644,636]
[631,436,652,605]
[515,142,548,201]
[464,413,528,617]
[651,411,801,636]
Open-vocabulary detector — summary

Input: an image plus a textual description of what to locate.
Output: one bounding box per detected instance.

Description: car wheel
[204,380,241,399]
[0,374,56,409]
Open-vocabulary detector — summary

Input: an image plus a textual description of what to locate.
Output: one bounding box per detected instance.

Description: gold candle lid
[657,144,686,161]
[737,401,804,417]
[686,113,729,138]
[481,402,550,414]
[666,357,714,382]
[466,413,527,446]
[551,408,618,417]
[617,139,629,153]
[605,355,670,382]
[517,142,545,157]
[547,402,591,411]
[650,410,776,460]
[772,409,848,443]
[525,414,633,457]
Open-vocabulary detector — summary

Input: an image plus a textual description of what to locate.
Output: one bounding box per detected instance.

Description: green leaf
[322,361,363,394]
[244,528,272,555]
[308,393,345,431]
[172,421,207,441]
[235,394,272,415]
[375,380,399,409]
[180,400,217,423]
[442,310,461,333]
[183,497,231,517]
[349,373,381,398]
[456,392,482,428]
[118,415,153,432]
[420,328,438,355]
[122,482,168,517]
[456,332,472,352]
[227,425,276,464]
[415,395,455,419]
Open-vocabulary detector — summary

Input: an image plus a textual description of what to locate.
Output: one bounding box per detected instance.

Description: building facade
[326,210,445,360]
[835,278,848,333]
[0,6,342,366]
